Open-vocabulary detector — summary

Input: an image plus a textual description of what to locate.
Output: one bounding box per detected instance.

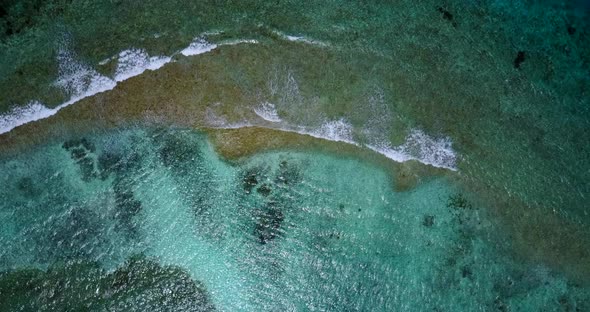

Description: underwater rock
[31,207,104,263]
[437,7,457,27]
[254,202,285,245]
[62,138,96,153]
[0,255,216,311]
[461,265,472,279]
[447,193,473,210]
[275,160,302,186]
[113,179,142,236]
[62,138,98,181]
[423,215,435,227]
[514,51,526,69]
[242,169,259,194]
[16,177,40,198]
[256,184,272,197]
[494,297,508,312]
[157,131,201,170]
[567,25,576,35]
[98,151,122,179]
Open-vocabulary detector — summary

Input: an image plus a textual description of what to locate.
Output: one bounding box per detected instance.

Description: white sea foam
[0,47,120,135]
[0,101,57,134]
[55,48,118,106]
[98,56,114,66]
[272,30,329,47]
[114,49,171,82]
[213,108,458,170]
[254,103,282,122]
[218,39,259,46]
[367,129,457,170]
[180,38,218,56]
[201,30,225,37]
[296,119,356,144]
[1,37,223,135]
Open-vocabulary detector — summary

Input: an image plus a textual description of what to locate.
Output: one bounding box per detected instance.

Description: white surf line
[253,102,282,123]
[365,129,457,171]
[0,36,259,135]
[0,101,58,134]
[113,49,172,82]
[225,109,458,170]
[213,122,458,170]
[270,29,330,47]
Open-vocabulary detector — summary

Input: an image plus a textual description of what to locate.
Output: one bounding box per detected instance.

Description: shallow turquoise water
[1,128,587,310]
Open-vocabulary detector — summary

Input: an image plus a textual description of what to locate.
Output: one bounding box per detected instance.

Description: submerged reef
[0,255,216,311]
[62,137,98,181]
[238,157,304,245]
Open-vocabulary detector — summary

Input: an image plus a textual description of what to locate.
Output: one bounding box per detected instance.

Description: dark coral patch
[447,193,472,210]
[113,179,142,236]
[275,160,302,186]
[242,170,259,194]
[514,51,526,69]
[437,7,457,27]
[256,184,272,197]
[254,202,285,245]
[62,138,98,181]
[423,215,435,227]
[0,255,216,311]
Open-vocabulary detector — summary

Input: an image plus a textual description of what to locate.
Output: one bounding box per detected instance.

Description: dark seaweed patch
[62,138,98,181]
[0,0,46,38]
[0,255,216,311]
[423,215,435,227]
[98,151,122,179]
[275,160,302,186]
[437,7,457,27]
[447,193,472,210]
[113,179,142,236]
[31,208,104,262]
[256,184,272,197]
[514,51,526,69]
[62,138,95,153]
[242,169,259,194]
[16,177,40,198]
[567,25,576,35]
[158,132,201,170]
[98,149,142,180]
[254,202,285,245]
[77,156,97,181]
[461,265,472,279]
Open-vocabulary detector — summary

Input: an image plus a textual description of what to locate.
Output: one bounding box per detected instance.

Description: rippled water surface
[0,0,589,311]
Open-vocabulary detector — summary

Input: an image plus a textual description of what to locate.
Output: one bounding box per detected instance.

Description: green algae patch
[0,256,215,312]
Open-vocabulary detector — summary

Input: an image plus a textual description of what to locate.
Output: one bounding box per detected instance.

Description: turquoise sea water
[1,128,588,311]
[0,0,589,311]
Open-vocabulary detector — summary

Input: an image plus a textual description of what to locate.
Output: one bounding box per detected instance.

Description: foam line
[180,38,217,56]
[227,109,457,170]
[254,103,282,122]
[114,49,172,82]
[0,102,57,134]
[0,37,225,135]
[367,129,457,170]
[271,30,329,47]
